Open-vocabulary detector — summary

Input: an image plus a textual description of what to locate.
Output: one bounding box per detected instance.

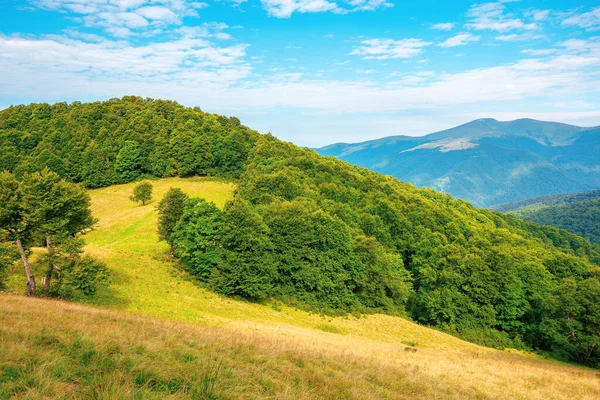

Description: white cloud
[356,68,377,74]
[496,32,543,42]
[349,38,432,60]
[562,7,600,31]
[0,33,251,86]
[437,33,480,48]
[431,22,455,31]
[135,6,179,23]
[30,0,207,36]
[260,0,392,18]
[530,10,550,21]
[466,2,538,32]
[3,33,599,119]
[521,48,556,56]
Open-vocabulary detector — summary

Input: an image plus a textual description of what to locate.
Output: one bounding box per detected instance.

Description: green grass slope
[3,177,600,399]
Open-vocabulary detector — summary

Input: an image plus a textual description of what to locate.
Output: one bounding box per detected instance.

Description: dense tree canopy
[0,170,106,298]
[2,97,600,367]
[157,187,188,256]
[0,97,258,187]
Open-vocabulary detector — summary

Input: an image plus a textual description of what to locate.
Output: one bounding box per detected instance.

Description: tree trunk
[42,233,55,289]
[16,238,35,296]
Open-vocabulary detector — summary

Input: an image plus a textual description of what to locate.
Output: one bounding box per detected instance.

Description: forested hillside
[494,191,600,244]
[2,97,600,367]
[0,97,259,187]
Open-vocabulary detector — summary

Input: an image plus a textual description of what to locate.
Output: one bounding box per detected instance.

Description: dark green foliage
[174,135,600,366]
[172,198,223,280]
[0,171,27,242]
[130,182,153,205]
[157,188,189,254]
[0,170,104,298]
[0,97,259,187]
[540,274,600,366]
[116,141,144,182]
[209,199,276,301]
[38,238,109,298]
[21,169,95,239]
[502,195,600,245]
[61,255,109,297]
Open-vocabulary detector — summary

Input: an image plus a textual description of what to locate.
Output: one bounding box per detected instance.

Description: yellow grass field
[2,177,600,399]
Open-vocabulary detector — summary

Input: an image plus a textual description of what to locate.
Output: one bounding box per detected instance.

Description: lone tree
[21,169,95,290]
[0,171,35,295]
[157,187,189,257]
[0,169,99,296]
[130,182,153,205]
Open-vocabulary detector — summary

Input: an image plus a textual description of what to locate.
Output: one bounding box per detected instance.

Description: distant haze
[317,118,600,207]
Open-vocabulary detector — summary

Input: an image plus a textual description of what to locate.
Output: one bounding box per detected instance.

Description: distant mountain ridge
[492,190,600,213]
[493,190,600,244]
[317,118,600,207]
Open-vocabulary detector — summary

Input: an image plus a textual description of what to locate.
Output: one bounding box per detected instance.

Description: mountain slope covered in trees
[494,191,600,244]
[1,97,600,367]
[317,119,600,207]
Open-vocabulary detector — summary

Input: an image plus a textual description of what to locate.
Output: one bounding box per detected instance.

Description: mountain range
[317,118,600,207]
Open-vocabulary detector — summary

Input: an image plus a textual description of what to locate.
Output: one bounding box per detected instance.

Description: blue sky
[1,0,599,146]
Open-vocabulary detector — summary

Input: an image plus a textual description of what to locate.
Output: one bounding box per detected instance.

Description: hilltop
[317,118,600,207]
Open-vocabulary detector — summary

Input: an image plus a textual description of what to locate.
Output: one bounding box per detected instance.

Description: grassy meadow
[2,177,600,399]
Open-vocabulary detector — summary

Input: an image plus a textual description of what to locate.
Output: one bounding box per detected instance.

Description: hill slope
[493,191,600,244]
[2,98,600,368]
[2,178,600,399]
[317,119,600,207]
[4,294,600,399]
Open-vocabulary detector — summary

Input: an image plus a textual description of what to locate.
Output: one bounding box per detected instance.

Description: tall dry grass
[1,294,599,399]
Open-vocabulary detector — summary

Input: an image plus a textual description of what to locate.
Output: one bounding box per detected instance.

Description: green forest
[516,199,600,244]
[1,97,600,367]
[494,192,600,245]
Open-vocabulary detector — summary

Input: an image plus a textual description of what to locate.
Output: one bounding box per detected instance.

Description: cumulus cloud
[466,2,538,31]
[496,32,544,42]
[2,33,599,117]
[30,0,208,36]
[437,33,480,48]
[521,48,556,56]
[0,32,251,86]
[431,22,455,31]
[562,7,600,31]
[349,38,432,59]
[260,0,392,18]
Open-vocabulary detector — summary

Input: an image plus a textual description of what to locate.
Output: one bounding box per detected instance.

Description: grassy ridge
[3,177,600,398]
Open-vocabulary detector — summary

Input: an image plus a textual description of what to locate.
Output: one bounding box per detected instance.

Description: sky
[1,0,599,146]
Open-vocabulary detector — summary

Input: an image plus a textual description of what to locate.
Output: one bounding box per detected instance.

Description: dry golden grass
[3,177,600,399]
[2,294,599,399]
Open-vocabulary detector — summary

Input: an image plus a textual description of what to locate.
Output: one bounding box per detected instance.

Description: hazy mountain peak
[317,118,600,207]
